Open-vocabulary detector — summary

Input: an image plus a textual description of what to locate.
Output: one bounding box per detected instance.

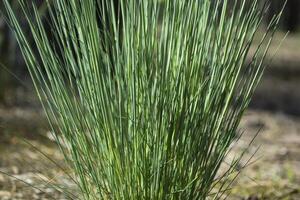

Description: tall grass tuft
[4,0,283,199]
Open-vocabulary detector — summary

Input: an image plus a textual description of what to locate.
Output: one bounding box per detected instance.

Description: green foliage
[4,0,282,199]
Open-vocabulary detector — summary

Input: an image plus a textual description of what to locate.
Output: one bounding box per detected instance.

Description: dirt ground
[230,110,300,200]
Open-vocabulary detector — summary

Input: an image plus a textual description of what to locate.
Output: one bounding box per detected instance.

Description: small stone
[0,174,5,182]
[11,166,19,174]
[0,191,11,197]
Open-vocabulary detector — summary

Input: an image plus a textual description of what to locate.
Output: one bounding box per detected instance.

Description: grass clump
[4,0,282,199]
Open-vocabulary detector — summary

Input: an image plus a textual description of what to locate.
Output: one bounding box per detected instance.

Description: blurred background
[0,0,299,199]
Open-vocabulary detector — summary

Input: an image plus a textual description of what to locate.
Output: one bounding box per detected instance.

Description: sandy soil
[230,111,300,200]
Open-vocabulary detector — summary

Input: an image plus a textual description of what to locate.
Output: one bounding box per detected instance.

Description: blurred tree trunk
[267,0,300,32]
[285,0,300,32]
[0,14,10,103]
[0,1,21,104]
[0,0,48,104]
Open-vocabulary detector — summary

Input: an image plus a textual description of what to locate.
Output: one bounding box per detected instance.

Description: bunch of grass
[4,0,283,199]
